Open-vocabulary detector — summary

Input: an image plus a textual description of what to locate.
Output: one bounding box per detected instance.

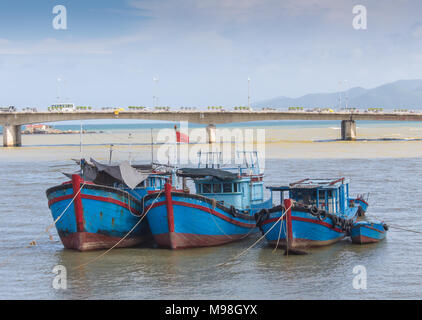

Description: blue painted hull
[143,190,259,249]
[354,198,369,216]
[258,201,359,249]
[46,178,152,251]
[351,221,387,244]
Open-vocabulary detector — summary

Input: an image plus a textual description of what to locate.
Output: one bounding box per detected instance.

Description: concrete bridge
[2,110,422,146]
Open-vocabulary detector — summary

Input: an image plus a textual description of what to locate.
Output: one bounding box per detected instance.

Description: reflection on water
[1,148,422,299]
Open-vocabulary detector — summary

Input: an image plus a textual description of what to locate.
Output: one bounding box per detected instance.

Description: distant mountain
[255,79,422,109]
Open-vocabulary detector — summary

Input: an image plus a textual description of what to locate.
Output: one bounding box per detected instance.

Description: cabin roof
[177,167,238,181]
[267,178,348,191]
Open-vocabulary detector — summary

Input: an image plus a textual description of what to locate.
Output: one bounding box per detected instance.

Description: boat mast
[151,128,154,164]
[109,144,114,164]
[79,120,83,158]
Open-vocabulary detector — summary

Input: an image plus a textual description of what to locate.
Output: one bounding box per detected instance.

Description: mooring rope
[362,212,422,235]
[273,206,286,253]
[215,202,292,268]
[388,225,422,235]
[0,182,86,267]
[71,189,163,270]
[46,182,86,233]
[205,199,256,241]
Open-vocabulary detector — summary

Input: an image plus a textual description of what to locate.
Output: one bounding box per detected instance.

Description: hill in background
[255,79,422,109]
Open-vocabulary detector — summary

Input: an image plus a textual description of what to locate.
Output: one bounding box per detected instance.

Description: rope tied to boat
[72,188,164,271]
[216,201,293,268]
[46,182,87,233]
[205,199,256,241]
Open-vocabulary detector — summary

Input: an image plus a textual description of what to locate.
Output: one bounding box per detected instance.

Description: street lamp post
[338,80,350,109]
[153,77,159,108]
[248,77,251,109]
[57,78,62,102]
[344,80,349,109]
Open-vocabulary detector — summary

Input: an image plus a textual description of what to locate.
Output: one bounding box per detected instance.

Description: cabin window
[292,189,317,206]
[318,190,326,209]
[223,183,232,193]
[233,183,238,193]
[326,190,339,213]
[202,184,211,193]
[213,183,222,193]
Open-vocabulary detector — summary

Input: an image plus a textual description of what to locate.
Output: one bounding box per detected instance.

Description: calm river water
[1,123,422,299]
[1,156,421,299]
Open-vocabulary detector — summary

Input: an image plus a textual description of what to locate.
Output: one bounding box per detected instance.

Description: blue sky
[1,0,422,109]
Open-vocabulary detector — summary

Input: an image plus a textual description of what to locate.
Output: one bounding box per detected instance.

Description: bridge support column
[2,124,22,147]
[341,120,356,141]
[206,124,216,144]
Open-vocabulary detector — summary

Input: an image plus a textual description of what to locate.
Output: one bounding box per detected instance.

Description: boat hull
[46,175,151,251]
[59,231,145,251]
[144,184,258,249]
[258,200,357,249]
[351,221,387,244]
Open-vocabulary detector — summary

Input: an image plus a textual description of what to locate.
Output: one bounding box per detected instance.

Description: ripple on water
[1,158,422,299]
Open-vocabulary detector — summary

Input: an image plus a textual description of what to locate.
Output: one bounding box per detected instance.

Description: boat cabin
[176,151,266,211]
[194,174,264,210]
[267,178,351,214]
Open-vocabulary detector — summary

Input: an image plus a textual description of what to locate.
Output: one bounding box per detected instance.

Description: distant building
[23,124,52,134]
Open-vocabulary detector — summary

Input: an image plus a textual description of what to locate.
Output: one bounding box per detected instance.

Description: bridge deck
[2,111,422,126]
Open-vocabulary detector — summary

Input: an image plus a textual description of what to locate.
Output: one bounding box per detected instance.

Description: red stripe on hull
[268,236,345,249]
[359,225,385,234]
[351,235,383,244]
[59,232,148,251]
[147,200,255,228]
[48,193,141,215]
[262,215,344,233]
[356,198,369,206]
[154,232,251,249]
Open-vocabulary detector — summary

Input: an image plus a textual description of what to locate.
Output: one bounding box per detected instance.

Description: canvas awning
[176,168,238,181]
[63,158,150,189]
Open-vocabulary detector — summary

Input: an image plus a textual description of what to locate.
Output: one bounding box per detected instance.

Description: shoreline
[2,125,422,161]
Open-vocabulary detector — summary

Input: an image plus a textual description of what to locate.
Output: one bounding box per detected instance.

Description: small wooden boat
[255,178,368,251]
[46,159,170,251]
[143,151,272,249]
[350,221,388,244]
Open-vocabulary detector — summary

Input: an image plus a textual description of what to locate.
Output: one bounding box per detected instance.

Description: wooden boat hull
[46,175,152,251]
[143,184,258,249]
[351,221,387,244]
[258,199,358,249]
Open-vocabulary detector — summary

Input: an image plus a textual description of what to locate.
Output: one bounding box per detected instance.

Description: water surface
[0,155,420,299]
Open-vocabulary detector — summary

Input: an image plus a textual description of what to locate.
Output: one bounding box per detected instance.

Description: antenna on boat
[128,132,133,165]
[79,120,83,158]
[150,128,154,164]
[109,144,114,164]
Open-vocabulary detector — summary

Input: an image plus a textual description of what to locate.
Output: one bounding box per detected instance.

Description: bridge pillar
[341,120,356,141]
[206,124,216,144]
[2,124,22,147]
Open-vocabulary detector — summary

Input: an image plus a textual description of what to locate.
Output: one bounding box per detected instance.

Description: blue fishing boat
[46,159,171,251]
[142,152,272,249]
[255,178,368,251]
[350,221,388,244]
